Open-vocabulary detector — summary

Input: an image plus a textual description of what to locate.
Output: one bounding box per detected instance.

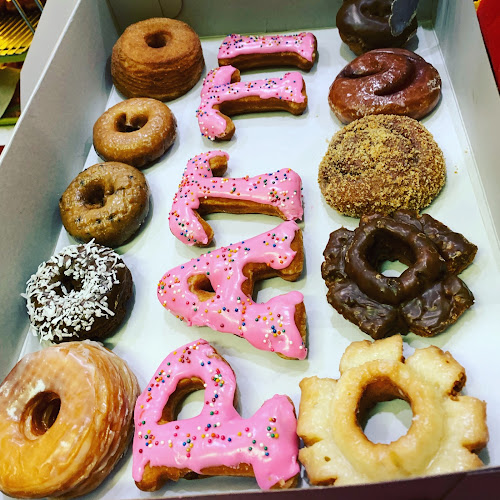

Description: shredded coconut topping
[24,241,126,342]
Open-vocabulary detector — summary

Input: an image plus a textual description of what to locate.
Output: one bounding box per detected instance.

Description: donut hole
[366,229,415,276]
[159,378,205,424]
[81,181,108,209]
[188,274,216,302]
[58,272,82,295]
[357,379,413,444]
[361,1,391,19]
[145,31,170,49]
[21,391,61,439]
[115,112,149,133]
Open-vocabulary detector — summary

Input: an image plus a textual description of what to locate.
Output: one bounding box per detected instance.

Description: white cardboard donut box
[0,0,499,499]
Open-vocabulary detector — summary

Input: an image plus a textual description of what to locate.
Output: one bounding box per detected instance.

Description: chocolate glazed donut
[336,0,418,55]
[329,49,441,124]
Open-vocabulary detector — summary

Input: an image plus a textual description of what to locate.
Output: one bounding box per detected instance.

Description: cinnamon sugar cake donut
[111,18,204,101]
[318,115,445,217]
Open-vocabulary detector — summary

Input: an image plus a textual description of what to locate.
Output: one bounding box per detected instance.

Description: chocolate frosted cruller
[321,210,477,339]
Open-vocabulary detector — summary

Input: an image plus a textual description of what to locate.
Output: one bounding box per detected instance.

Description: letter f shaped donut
[133,339,300,490]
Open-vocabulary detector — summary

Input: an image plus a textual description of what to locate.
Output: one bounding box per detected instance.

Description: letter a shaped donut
[132,339,300,490]
[196,65,307,140]
[169,150,303,246]
[157,220,307,359]
[297,335,488,486]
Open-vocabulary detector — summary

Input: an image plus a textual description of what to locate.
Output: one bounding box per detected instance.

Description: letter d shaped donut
[132,339,300,490]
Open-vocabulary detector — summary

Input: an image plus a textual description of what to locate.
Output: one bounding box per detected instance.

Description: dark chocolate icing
[322,210,476,338]
[336,0,418,55]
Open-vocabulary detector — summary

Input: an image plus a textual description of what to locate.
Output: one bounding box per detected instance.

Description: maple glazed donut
[298,335,488,486]
[0,341,139,499]
[336,0,418,55]
[318,114,445,218]
[111,18,204,101]
[93,98,177,168]
[329,48,442,124]
[133,339,300,491]
[24,241,133,342]
[60,162,149,247]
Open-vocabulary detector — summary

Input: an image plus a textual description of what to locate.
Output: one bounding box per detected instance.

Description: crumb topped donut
[0,341,139,498]
[318,115,445,217]
[336,0,418,55]
[59,162,149,247]
[93,98,177,168]
[111,18,204,101]
[23,242,133,342]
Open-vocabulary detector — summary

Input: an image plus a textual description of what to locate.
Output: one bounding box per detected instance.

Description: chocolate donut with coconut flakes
[23,241,133,343]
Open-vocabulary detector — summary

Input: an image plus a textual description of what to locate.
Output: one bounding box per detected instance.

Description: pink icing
[169,150,304,246]
[218,32,316,62]
[157,220,307,359]
[196,65,306,140]
[132,339,300,489]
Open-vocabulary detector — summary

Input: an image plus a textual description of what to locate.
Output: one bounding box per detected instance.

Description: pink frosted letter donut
[157,220,307,359]
[196,66,307,140]
[218,32,318,71]
[169,150,303,246]
[133,339,300,490]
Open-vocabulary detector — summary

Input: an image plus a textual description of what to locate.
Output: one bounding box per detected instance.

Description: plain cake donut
[59,162,149,248]
[0,341,139,498]
[111,18,204,101]
[93,98,177,168]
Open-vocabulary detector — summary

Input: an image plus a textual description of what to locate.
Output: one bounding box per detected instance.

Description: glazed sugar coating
[93,98,177,168]
[0,341,139,498]
[321,210,477,339]
[59,162,150,248]
[329,48,442,124]
[298,336,488,486]
[318,115,446,218]
[24,241,133,342]
[133,339,300,491]
[336,0,418,55]
[111,18,204,101]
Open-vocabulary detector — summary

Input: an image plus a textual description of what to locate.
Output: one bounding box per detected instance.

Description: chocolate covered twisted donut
[329,49,441,124]
[336,0,418,55]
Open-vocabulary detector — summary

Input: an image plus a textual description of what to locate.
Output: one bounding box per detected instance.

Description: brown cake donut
[329,48,442,124]
[321,210,477,339]
[60,162,149,248]
[23,242,133,342]
[111,18,204,101]
[336,0,418,55]
[0,341,139,498]
[318,115,445,218]
[93,98,177,168]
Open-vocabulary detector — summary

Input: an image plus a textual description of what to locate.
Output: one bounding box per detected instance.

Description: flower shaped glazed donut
[133,339,300,491]
[298,335,488,486]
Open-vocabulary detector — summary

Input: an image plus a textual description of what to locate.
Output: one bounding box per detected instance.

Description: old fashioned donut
[133,339,300,491]
[93,98,177,168]
[157,221,307,359]
[197,66,307,141]
[111,18,204,101]
[318,114,445,218]
[60,162,149,247]
[321,210,477,339]
[298,335,488,485]
[169,150,303,246]
[336,0,418,55]
[329,48,442,124]
[24,241,133,342]
[0,341,139,498]
[218,32,317,71]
